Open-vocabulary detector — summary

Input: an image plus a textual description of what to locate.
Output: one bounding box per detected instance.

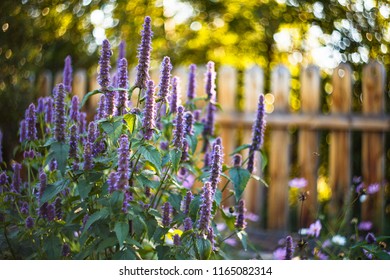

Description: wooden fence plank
[328,63,352,226]
[73,69,87,102]
[362,61,386,231]
[268,65,291,230]
[298,65,320,226]
[36,71,53,96]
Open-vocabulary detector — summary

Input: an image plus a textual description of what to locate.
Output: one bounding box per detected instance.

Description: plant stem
[149,164,171,209]
[3,223,16,259]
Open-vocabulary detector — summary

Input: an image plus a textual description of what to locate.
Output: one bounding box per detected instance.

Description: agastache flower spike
[182,191,193,215]
[79,112,87,134]
[173,234,181,246]
[63,55,73,93]
[37,97,45,113]
[173,106,184,149]
[187,64,196,101]
[0,172,8,185]
[210,144,222,194]
[26,216,34,229]
[69,125,79,159]
[44,97,54,124]
[107,172,118,194]
[122,190,132,213]
[25,103,37,141]
[193,110,201,122]
[198,181,213,233]
[184,217,193,231]
[142,80,156,140]
[157,56,172,103]
[54,84,66,142]
[83,142,93,170]
[134,16,153,90]
[98,39,112,90]
[234,199,247,230]
[184,111,194,136]
[115,135,130,190]
[19,120,27,143]
[207,226,215,250]
[181,140,189,162]
[116,58,129,115]
[247,94,266,173]
[117,40,126,66]
[285,236,293,260]
[205,61,216,101]
[170,76,181,114]
[87,122,97,144]
[70,96,79,122]
[162,202,172,227]
[11,162,22,193]
[95,95,107,120]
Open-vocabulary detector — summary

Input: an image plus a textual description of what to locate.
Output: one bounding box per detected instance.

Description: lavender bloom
[233,154,242,167]
[25,216,34,229]
[19,120,27,143]
[358,221,373,231]
[25,103,37,141]
[117,40,126,65]
[205,61,216,101]
[160,141,169,151]
[182,191,193,215]
[94,95,106,121]
[235,199,247,230]
[210,144,222,194]
[38,170,47,205]
[44,97,54,124]
[273,248,287,260]
[23,150,35,159]
[79,112,87,134]
[98,39,112,90]
[162,202,172,227]
[20,202,29,215]
[47,203,56,221]
[107,172,118,194]
[0,172,8,185]
[54,84,67,142]
[87,122,97,144]
[37,97,45,113]
[73,161,80,171]
[181,140,189,162]
[207,226,215,250]
[187,64,196,101]
[115,135,130,190]
[365,232,376,244]
[122,190,132,213]
[173,106,184,149]
[142,80,156,140]
[83,142,93,170]
[170,76,181,114]
[62,243,71,257]
[184,111,194,136]
[198,182,213,232]
[157,56,172,102]
[63,55,73,92]
[367,183,380,194]
[285,236,294,260]
[289,178,308,189]
[116,58,129,115]
[247,94,266,173]
[193,110,201,122]
[203,102,216,141]
[134,16,153,89]
[173,234,181,246]
[70,96,79,122]
[69,125,79,159]
[184,217,193,231]
[55,197,62,219]
[11,162,22,193]
[49,159,58,171]
[308,220,322,238]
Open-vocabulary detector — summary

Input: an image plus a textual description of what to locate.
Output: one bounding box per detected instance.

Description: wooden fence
[37,60,390,232]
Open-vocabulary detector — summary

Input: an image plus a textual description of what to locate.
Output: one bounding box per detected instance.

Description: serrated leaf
[48,141,70,175]
[100,117,123,144]
[44,235,62,259]
[186,134,198,154]
[82,208,109,234]
[123,113,136,133]
[237,231,248,251]
[78,178,93,200]
[229,144,251,156]
[114,221,129,246]
[113,249,136,260]
[251,174,269,187]
[196,238,212,260]
[214,189,222,205]
[80,89,101,108]
[139,144,162,173]
[229,167,251,201]
[40,179,69,205]
[170,148,182,172]
[168,193,182,211]
[189,196,202,219]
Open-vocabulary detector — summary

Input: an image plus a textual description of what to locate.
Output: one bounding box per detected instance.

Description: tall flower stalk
[170,76,180,114]
[63,55,72,93]
[25,103,37,141]
[158,56,172,103]
[142,80,156,140]
[54,84,66,142]
[187,64,196,101]
[115,135,130,190]
[173,106,184,149]
[116,58,129,115]
[198,181,213,233]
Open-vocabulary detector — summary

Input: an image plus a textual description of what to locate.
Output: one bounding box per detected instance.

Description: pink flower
[367,183,380,194]
[288,178,307,189]
[308,220,322,238]
[273,247,286,260]
[358,221,373,231]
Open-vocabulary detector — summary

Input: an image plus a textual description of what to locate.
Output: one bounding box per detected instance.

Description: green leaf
[82,208,109,234]
[96,236,117,253]
[139,144,162,173]
[220,208,236,231]
[169,148,182,172]
[44,235,62,259]
[189,196,202,219]
[168,193,182,211]
[237,231,248,251]
[133,215,148,238]
[193,122,204,137]
[113,249,137,260]
[196,238,212,260]
[78,178,93,200]
[229,167,251,202]
[229,144,251,156]
[251,174,269,187]
[80,89,101,108]
[48,141,70,175]
[214,189,222,205]
[375,251,390,260]
[123,113,136,133]
[260,149,268,171]
[114,221,129,246]
[40,179,69,205]
[186,134,198,154]
[156,245,170,260]
[100,117,123,144]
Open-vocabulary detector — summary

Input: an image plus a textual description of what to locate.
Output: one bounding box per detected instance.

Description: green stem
[3,223,16,259]
[149,164,171,209]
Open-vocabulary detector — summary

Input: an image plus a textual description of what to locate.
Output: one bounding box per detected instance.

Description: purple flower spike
[134,16,153,90]
[69,125,79,159]
[210,144,222,194]
[181,140,189,162]
[158,56,172,102]
[173,234,181,246]
[63,55,73,93]
[44,97,54,124]
[187,64,196,101]
[107,172,118,194]
[285,236,294,260]
[11,162,22,193]
[70,96,80,122]
[54,84,67,142]
[117,40,126,65]
[207,226,215,250]
[95,95,107,120]
[122,190,132,213]
[235,199,247,230]
[184,217,193,231]
[55,197,62,219]
[19,120,27,143]
[79,112,87,134]
[47,203,56,221]
[184,111,194,136]
[38,169,47,203]
[37,97,45,113]
[25,216,34,229]
[20,201,29,215]
[0,172,8,185]
[193,110,201,122]
[49,159,58,171]
[98,39,112,90]
[182,191,193,215]
[162,202,172,227]
[25,103,37,141]
[87,122,97,144]
[173,106,184,149]
[83,142,93,170]
[170,76,181,114]
[198,182,213,233]
[115,135,130,190]
[142,80,156,140]
[247,94,266,173]
[233,154,242,167]
[116,58,129,115]
[205,61,216,101]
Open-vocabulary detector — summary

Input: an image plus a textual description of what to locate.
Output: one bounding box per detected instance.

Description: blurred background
[1,0,390,237]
